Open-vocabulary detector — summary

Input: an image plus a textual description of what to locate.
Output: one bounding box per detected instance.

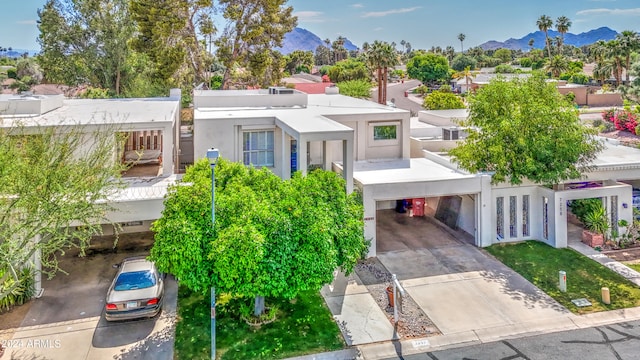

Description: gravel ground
[599,130,640,147]
[355,259,440,339]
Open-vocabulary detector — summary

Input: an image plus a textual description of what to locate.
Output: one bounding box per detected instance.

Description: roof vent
[268,86,294,95]
[325,84,339,95]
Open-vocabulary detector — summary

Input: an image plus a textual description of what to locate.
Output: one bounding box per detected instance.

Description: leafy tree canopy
[0,122,125,300]
[326,58,369,83]
[150,158,367,301]
[449,74,603,185]
[451,54,477,72]
[406,53,451,86]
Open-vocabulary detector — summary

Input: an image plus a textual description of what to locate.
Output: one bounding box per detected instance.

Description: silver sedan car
[105,257,164,321]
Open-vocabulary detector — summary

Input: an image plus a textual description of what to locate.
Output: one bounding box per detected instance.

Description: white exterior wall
[194,116,284,177]
[457,194,476,236]
[490,182,634,248]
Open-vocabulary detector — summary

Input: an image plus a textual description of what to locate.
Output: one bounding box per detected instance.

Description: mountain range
[478,27,618,51]
[276,27,358,55]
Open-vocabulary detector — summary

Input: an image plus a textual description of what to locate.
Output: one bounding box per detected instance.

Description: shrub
[565,92,576,103]
[336,79,372,99]
[494,64,515,74]
[0,267,35,313]
[518,57,532,68]
[569,198,603,225]
[569,73,589,85]
[422,90,465,110]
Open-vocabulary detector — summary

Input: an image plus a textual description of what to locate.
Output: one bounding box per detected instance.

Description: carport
[353,158,493,257]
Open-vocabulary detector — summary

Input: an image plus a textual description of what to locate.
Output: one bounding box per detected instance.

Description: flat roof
[593,139,640,168]
[1,97,179,128]
[195,93,408,135]
[353,158,475,186]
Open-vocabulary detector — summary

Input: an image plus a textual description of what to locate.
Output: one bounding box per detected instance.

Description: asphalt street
[381,319,640,360]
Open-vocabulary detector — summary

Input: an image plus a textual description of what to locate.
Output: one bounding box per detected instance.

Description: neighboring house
[193,88,637,258]
[0,91,182,234]
[412,110,637,252]
[4,88,635,262]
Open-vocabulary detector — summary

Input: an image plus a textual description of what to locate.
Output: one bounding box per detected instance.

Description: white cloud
[576,8,640,16]
[16,20,36,25]
[374,27,384,32]
[293,11,325,23]
[351,3,364,8]
[362,7,421,18]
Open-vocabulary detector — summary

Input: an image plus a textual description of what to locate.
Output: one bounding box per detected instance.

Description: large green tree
[130,0,214,89]
[0,123,125,300]
[284,50,314,74]
[150,158,367,315]
[449,74,603,185]
[37,0,134,95]
[215,0,297,89]
[406,52,451,86]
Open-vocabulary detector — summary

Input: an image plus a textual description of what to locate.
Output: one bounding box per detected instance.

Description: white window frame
[242,130,274,167]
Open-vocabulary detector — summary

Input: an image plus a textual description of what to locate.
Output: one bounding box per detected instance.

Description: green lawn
[486,240,640,314]
[174,286,344,360]
[626,263,640,273]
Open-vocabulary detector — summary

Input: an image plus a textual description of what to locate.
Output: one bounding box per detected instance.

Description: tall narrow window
[543,196,549,240]
[243,131,274,167]
[611,196,618,236]
[522,195,530,237]
[509,196,517,238]
[496,197,504,240]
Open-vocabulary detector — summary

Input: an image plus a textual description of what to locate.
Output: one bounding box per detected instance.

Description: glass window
[243,131,274,167]
[522,195,530,237]
[509,196,517,238]
[373,125,397,140]
[496,197,504,240]
[543,197,548,240]
[114,271,156,291]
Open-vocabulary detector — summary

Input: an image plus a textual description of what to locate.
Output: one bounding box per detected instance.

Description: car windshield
[114,270,156,291]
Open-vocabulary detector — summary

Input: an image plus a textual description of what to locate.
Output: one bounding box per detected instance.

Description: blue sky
[2,0,640,52]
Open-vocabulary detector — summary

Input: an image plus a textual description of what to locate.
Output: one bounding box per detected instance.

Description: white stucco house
[3,88,637,262]
[0,91,183,234]
[193,88,640,257]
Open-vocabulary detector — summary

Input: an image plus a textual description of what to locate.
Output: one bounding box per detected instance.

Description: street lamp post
[207,148,219,360]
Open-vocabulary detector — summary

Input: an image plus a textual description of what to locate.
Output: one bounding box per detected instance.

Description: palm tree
[445,46,455,62]
[404,41,412,54]
[366,41,399,104]
[458,33,466,53]
[616,30,640,84]
[605,40,625,86]
[545,55,569,78]
[537,15,553,59]
[528,38,535,51]
[555,16,572,55]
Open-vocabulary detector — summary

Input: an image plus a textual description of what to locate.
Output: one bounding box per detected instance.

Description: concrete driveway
[375,209,570,337]
[0,234,176,360]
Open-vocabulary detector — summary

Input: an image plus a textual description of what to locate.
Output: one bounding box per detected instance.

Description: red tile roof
[294,83,333,94]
